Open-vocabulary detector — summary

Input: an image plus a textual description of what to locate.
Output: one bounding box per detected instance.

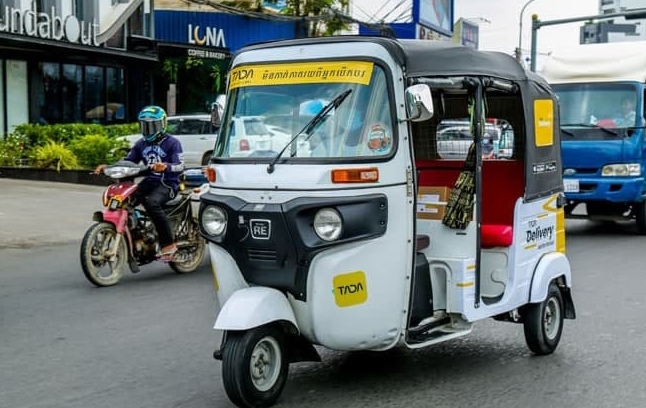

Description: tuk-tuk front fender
[214,286,299,334]
[529,251,572,302]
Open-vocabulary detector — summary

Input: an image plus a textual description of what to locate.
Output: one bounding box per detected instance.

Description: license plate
[256,140,270,150]
[563,179,579,193]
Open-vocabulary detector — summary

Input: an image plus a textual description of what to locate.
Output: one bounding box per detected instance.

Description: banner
[228,61,374,89]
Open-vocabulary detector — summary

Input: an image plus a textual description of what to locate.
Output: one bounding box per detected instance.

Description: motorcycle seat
[164,194,183,207]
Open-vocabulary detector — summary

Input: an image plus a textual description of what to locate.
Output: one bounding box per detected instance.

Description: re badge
[332,271,368,307]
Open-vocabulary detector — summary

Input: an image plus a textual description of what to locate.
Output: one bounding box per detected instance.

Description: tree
[281,0,350,37]
[218,0,351,37]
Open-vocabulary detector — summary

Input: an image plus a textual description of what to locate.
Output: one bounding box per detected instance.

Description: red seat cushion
[481,224,513,248]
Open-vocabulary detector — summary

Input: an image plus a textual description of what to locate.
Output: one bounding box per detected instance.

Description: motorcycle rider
[95,105,185,262]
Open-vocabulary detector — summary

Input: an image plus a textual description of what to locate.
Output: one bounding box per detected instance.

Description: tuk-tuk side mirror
[404,84,434,122]
[211,94,226,130]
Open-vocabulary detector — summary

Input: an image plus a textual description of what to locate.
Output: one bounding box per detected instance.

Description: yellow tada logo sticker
[228,61,374,90]
[333,271,368,307]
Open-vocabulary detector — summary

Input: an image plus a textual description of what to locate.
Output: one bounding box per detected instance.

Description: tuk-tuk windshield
[216,61,395,160]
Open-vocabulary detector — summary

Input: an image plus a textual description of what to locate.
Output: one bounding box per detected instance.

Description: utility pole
[517,0,539,62]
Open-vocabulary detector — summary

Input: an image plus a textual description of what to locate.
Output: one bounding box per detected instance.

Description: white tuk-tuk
[198,35,576,408]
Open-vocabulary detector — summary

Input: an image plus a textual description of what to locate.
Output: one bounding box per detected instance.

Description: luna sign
[187,24,226,48]
[0,6,99,46]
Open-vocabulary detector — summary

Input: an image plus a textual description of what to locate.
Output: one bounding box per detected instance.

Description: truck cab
[540,41,646,232]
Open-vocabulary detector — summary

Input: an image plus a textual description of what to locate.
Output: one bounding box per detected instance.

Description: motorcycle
[80,161,208,287]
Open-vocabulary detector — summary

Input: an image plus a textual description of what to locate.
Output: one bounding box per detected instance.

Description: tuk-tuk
[198,36,576,408]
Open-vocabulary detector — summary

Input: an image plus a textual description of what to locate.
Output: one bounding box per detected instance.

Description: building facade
[151,9,301,115]
[0,0,307,134]
[0,0,161,135]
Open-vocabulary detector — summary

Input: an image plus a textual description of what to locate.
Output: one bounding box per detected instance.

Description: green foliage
[1,121,138,169]
[33,141,79,171]
[12,123,107,146]
[210,65,222,94]
[69,134,130,169]
[163,60,179,83]
[0,133,31,166]
[104,123,139,138]
[221,0,350,37]
[186,57,204,70]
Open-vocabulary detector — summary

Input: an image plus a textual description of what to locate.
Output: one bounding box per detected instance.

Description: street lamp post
[517,0,539,62]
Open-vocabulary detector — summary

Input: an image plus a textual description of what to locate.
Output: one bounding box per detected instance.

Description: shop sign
[0,6,99,46]
[186,48,228,60]
[187,24,226,48]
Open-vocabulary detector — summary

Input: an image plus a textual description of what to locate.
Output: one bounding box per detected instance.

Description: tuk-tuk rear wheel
[221,326,289,408]
[523,282,564,355]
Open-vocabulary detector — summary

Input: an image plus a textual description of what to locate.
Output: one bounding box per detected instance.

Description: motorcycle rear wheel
[168,233,206,274]
[80,222,128,287]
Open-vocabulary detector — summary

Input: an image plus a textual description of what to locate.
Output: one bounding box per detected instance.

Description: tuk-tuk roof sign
[228,61,374,90]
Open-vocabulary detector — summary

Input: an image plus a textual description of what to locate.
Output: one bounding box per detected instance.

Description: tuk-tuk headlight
[202,205,227,236]
[313,208,342,241]
[601,163,640,177]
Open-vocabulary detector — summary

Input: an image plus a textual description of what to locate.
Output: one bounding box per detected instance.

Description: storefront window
[106,67,125,123]
[84,66,105,123]
[75,0,96,23]
[6,60,28,132]
[106,26,125,49]
[0,60,4,136]
[62,64,83,123]
[38,62,61,124]
[129,4,145,37]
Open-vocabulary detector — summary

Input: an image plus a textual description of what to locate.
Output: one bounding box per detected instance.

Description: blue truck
[541,41,646,233]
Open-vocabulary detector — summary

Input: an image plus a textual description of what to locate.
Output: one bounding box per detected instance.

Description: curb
[0,167,112,186]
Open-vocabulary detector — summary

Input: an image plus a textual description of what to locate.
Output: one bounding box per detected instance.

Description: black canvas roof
[396,39,544,83]
[236,35,546,85]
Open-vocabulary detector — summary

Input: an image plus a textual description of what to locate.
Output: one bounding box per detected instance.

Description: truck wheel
[523,282,564,355]
[635,202,646,235]
[222,326,289,408]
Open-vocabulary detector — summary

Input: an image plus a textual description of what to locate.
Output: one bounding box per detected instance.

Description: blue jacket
[125,134,184,190]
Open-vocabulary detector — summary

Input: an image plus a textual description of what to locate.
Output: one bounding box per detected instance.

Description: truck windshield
[552,83,641,140]
[215,61,395,160]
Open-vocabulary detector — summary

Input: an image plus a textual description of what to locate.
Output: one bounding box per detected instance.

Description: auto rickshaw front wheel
[523,282,564,355]
[222,325,289,408]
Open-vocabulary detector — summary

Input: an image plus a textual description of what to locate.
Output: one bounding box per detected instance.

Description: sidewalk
[0,178,106,249]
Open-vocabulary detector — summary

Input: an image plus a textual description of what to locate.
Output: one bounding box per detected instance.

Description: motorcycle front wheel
[80,222,128,287]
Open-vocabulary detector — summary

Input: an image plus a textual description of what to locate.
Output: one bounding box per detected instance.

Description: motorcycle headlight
[313,208,343,241]
[601,163,641,177]
[201,205,227,236]
[103,166,141,179]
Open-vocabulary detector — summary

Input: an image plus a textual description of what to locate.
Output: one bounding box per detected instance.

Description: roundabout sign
[0,5,100,46]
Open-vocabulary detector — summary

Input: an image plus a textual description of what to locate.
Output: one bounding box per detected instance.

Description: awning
[0,31,158,63]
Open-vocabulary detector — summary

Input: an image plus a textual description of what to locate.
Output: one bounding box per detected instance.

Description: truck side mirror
[404,84,434,122]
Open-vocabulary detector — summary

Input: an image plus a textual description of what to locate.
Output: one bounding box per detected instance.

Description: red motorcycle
[80,161,208,287]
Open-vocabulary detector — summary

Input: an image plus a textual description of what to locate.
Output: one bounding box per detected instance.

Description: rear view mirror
[404,84,434,122]
[211,94,226,130]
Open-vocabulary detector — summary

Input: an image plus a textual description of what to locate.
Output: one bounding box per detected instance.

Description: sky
[351,0,600,68]
[453,0,598,56]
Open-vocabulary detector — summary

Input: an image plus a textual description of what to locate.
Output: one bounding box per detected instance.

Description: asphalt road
[2,179,646,408]
[0,178,106,248]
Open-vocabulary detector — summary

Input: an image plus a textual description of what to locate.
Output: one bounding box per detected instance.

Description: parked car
[226,116,311,157]
[119,114,218,166]
[436,121,500,160]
